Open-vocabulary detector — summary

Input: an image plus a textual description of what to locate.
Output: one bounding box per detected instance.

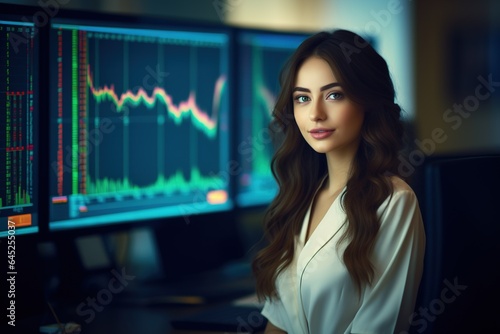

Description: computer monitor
[0,13,39,237]
[235,30,309,207]
[48,14,232,231]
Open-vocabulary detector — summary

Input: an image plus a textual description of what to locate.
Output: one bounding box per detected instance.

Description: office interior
[1,0,499,333]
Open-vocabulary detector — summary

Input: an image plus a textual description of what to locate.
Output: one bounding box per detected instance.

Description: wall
[415,0,500,154]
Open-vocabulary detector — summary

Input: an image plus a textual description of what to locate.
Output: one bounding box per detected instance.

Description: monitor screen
[48,17,232,231]
[235,31,308,207]
[0,17,39,237]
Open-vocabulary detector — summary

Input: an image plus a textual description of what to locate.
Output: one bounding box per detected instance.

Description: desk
[80,305,264,334]
[17,299,264,334]
[14,261,265,333]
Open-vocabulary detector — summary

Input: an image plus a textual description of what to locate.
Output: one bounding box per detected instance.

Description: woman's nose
[309,100,326,121]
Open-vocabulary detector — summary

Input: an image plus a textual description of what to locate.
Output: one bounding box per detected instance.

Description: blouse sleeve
[261,298,288,331]
[350,187,426,334]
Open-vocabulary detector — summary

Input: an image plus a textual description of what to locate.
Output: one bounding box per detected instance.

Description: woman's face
[293,56,364,157]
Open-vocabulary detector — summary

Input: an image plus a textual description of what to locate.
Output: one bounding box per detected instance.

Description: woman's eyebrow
[292,82,341,93]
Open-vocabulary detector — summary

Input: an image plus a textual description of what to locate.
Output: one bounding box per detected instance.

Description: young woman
[252,29,426,334]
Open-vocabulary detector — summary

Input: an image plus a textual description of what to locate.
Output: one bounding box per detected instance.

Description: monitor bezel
[44,7,236,236]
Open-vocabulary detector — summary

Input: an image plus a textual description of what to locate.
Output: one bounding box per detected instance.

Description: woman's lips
[308,129,334,139]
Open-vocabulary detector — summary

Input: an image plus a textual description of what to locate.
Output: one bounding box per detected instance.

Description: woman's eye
[327,92,343,100]
[294,95,310,103]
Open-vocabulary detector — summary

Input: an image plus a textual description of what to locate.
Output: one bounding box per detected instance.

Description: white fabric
[261,176,425,334]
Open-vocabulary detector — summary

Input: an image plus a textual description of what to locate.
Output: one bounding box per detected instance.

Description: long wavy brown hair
[252,29,405,299]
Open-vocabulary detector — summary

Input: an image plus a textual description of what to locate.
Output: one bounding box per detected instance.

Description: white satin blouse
[261,176,425,334]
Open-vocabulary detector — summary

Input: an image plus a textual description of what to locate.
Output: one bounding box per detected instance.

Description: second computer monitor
[235,30,308,207]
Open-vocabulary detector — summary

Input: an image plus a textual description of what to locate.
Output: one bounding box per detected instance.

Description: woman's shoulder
[377,176,422,226]
[382,175,420,208]
[388,175,416,196]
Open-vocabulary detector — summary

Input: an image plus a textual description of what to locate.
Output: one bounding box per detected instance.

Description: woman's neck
[324,149,357,194]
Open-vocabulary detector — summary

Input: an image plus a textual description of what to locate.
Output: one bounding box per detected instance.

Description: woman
[252,29,425,334]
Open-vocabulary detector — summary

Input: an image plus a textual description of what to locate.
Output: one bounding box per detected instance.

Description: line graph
[87,65,226,138]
